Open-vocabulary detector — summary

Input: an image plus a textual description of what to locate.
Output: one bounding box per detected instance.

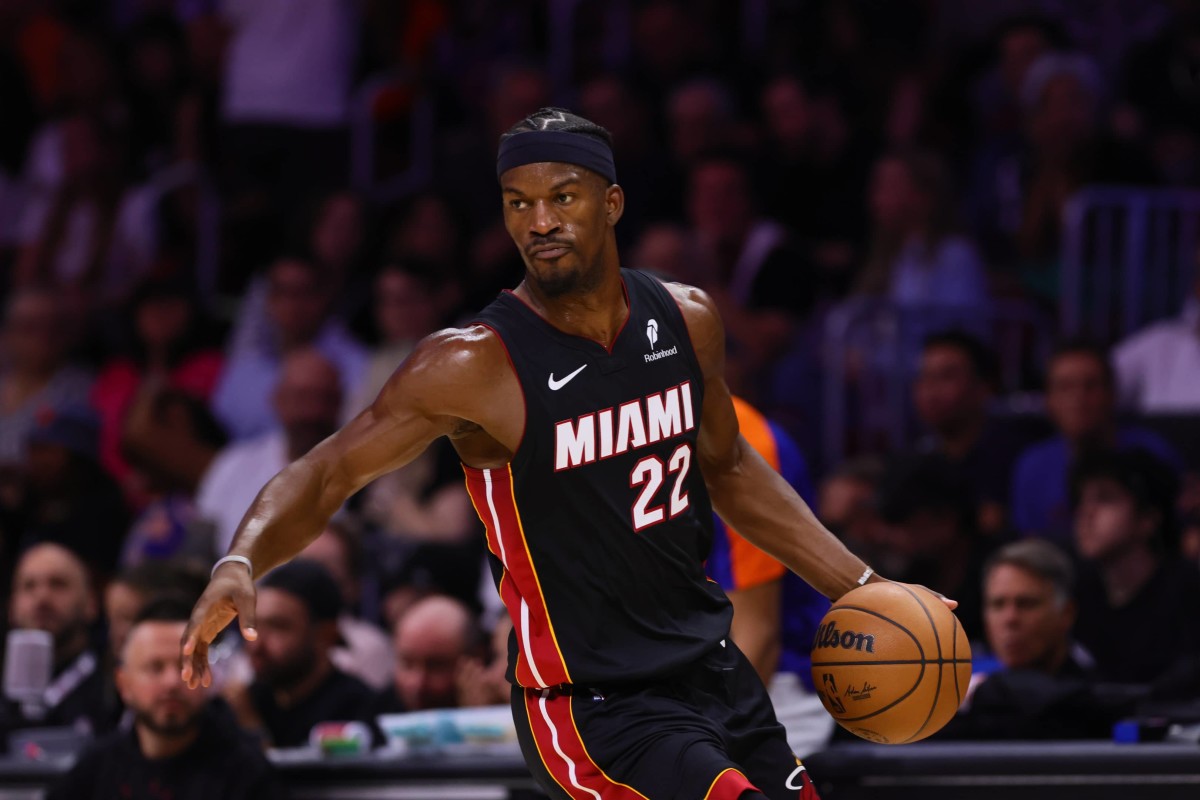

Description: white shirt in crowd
[195,430,288,555]
[220,0,358,126]
[1114,300,1200,413]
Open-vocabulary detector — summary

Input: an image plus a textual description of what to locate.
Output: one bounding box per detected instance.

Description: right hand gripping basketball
[181,565,258,689]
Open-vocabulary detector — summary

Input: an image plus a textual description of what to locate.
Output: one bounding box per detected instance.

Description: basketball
[810,582,971,744]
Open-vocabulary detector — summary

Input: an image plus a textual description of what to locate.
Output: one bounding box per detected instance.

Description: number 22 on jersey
[629,443,692,531]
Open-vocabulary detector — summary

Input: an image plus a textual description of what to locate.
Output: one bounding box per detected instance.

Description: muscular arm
[182,327,518,685]
[673,285,878,600]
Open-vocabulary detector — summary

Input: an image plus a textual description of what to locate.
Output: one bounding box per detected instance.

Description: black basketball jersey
[467,268,732,688]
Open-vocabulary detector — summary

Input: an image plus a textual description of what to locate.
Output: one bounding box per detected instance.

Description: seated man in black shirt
[940,539,1110,739]
[228,561,375,748]
[1071,449,1200,684]
[911,331,1034,536]
[2,543,109,744]
[48,598,285,800]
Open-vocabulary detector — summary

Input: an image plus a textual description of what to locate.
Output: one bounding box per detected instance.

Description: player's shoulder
[381,324,515,411]
[654,278,722,342]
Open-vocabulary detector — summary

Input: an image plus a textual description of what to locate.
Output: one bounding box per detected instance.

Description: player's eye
[557,193,573,204]
[508,199,527,209]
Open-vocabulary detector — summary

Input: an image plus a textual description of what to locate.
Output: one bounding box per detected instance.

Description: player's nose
[529,200,561,235]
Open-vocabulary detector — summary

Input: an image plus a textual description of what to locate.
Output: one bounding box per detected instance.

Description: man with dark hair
[48,598,285,800]
[185,106,950,800]
[1071,449,1200,684]
[877,454,992,643]
[229,560,375,748]
[1011,339,1180,541]
[913,330,1030,535]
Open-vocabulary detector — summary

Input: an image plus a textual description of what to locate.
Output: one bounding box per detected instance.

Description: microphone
[3,629,53,720]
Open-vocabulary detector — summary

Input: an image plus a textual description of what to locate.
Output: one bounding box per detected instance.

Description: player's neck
[517,270,628,349]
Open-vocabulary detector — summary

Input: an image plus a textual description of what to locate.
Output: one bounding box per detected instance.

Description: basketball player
[182,108,951,799]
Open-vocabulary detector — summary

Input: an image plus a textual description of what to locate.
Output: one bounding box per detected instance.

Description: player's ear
[605,183,624,226]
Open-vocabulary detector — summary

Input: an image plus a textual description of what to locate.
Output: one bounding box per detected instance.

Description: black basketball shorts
[511,640,821,800]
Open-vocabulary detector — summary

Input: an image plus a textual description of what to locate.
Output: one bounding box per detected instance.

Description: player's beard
[526,253,605,298]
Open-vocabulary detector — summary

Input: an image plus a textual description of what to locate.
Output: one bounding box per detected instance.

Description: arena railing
[1060,186,1200,344]
[820,298,1054,468]
[349,70,435,204]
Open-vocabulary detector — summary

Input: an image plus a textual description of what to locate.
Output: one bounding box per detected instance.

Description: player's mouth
[528,243,571,260]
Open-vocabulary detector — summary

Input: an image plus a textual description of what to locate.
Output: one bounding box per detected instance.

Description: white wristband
[856,567,874,586]
[211,555,253,579]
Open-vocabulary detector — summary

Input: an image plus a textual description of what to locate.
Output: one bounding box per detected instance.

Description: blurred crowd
[1,0,1200,788]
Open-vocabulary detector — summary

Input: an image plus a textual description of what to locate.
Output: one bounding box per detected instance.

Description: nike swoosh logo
[548,364,587,390]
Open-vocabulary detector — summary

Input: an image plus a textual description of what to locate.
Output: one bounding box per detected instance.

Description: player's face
[500,162,621,297]
[1074,478,1151,562]
[983,564,1072,671]
[117,621,208,736]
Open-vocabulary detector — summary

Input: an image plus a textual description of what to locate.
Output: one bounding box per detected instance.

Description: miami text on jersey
[554,381,696,471]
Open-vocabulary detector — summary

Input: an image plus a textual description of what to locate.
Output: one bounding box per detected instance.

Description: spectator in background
[227,561,375,748]
[973,51,1154,297]
[2,544,108,740]
[578,74,676,246]
[198,349,343,555]
[1011,340,1180,543]
[15,112,157,312]
[705,397,832,758]
[940,539,1108,740]
[853,149,989,310]
[91,277,222,504]
[118,387,228,566]
[666,79,742,175]
[343,261,456,421]
[877,454,994,643]
[913,331,1030,535]
[213,255,365,441]
[970,15,1064,144]
[1113,267,1200,413]
[9,406,129,575]
[48,599,286,800]
[104,561,209,661]
[685,154,813,391]
[218,0,358,220]
[817,456,892,573]
[120,13,192,177]
[227,189,371,364]
[298,522,394,691]
[1071,449,1200,684]
[756,73,871,294]
[630,224,711,285]
[456,615,512,709]
[0,288,92,469]
[377,594,482,713]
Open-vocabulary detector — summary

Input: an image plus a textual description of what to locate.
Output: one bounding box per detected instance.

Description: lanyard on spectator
[43,652,97,709]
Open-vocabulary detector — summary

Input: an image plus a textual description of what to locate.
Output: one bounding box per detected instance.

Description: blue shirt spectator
[212,255,366,440]
[1010,339,1182,543]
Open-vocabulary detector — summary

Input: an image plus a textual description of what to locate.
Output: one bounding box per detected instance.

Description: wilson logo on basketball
[814,621,876,654]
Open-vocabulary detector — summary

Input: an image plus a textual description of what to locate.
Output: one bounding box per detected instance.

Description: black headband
[496,131,617,185]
